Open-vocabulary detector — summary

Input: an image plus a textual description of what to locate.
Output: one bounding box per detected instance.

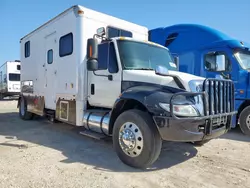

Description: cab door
[202,48,234,80]
[87,41,122,108]
[43,32,57,110]
[202,47,245,99]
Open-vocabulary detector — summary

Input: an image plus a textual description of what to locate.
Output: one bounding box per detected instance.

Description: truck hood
[122,70,205,91]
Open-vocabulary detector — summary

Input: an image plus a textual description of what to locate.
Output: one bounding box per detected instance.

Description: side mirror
[173,56,179,70]
[97,27,105,37]
[87,38,98,71]
[87,59,98,71]
[216,54,226,71]
[87,38,98,59]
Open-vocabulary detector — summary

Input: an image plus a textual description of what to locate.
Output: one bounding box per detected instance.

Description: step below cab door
[87,41,121,109]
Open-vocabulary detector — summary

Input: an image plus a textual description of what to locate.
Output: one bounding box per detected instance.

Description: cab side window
[98,43,109,70]
[98,42,118,73]
[108,43,118,73]
[204,52,231,72]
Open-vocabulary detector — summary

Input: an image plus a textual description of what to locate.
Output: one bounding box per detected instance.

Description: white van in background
[0,60,21,99]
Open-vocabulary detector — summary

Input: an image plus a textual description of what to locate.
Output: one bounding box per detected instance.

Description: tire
[113,109,162,169]
[192,139,211,147]
[239,106,250,136]
[19,96,33,120]
[0,93,4,100]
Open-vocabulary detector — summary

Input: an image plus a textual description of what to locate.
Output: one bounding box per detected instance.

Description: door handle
[91,84,95,95]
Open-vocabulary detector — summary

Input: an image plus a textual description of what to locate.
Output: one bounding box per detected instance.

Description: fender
[121,81,187,111]
[108,84,188,134]
[121,84,186,114]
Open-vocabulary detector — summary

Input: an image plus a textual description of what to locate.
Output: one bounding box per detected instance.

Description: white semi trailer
[18,5,236,168]
[0,60,21,99]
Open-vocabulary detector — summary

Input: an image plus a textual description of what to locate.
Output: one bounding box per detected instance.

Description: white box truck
[0,60,21,99]
[18,5,237,168]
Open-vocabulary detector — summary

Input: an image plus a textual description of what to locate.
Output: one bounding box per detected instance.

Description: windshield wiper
[129,68,154,70]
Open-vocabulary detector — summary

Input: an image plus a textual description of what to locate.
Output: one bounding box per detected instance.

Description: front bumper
[153,78,237,142]
[153,112,236,142]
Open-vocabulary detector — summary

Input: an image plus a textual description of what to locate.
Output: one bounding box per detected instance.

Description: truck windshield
[234,51,250,69]
[117,40,177,71]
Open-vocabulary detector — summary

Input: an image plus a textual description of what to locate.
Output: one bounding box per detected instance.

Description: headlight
[188,80,204,92]
[159,103,199,117]
[188,79,205,116]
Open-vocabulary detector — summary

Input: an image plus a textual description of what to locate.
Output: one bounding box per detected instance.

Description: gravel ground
[0,100,250,188]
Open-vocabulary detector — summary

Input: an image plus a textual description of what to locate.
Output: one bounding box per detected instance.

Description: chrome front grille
[203,78,234,116]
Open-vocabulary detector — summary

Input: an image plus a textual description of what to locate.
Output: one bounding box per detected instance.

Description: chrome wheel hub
[119,122,143,157]
[122,129,135,149]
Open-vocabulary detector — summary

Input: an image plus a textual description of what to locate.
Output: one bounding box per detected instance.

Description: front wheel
[239,106,250,136]
[113,109,162,169]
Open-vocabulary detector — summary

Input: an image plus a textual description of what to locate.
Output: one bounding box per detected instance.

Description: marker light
[78,10,84,15]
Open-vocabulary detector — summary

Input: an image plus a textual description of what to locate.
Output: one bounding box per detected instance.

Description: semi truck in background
[149,24,250,136]
[18,5,236,168]
[0,60,21,100]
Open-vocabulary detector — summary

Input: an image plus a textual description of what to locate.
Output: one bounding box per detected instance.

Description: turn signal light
[78,10,84,15]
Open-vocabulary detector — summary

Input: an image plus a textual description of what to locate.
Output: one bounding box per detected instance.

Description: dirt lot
[0,100,250,188]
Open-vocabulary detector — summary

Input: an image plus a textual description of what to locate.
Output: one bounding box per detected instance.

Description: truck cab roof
[149,24,250,52]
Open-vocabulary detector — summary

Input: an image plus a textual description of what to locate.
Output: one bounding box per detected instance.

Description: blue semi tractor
[149,24,250,136]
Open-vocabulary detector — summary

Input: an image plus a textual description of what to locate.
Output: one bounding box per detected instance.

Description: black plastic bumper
[153,112,236,142]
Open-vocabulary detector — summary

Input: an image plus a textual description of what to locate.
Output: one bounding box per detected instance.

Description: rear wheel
[239,106,250,136]
[19,96,33,120]
[113,109,162,169]
[0,93,4,100]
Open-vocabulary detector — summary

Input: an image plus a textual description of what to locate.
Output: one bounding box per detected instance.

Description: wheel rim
[246,115,250,129]
[20,99,25,116]
[118,122,143,157]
